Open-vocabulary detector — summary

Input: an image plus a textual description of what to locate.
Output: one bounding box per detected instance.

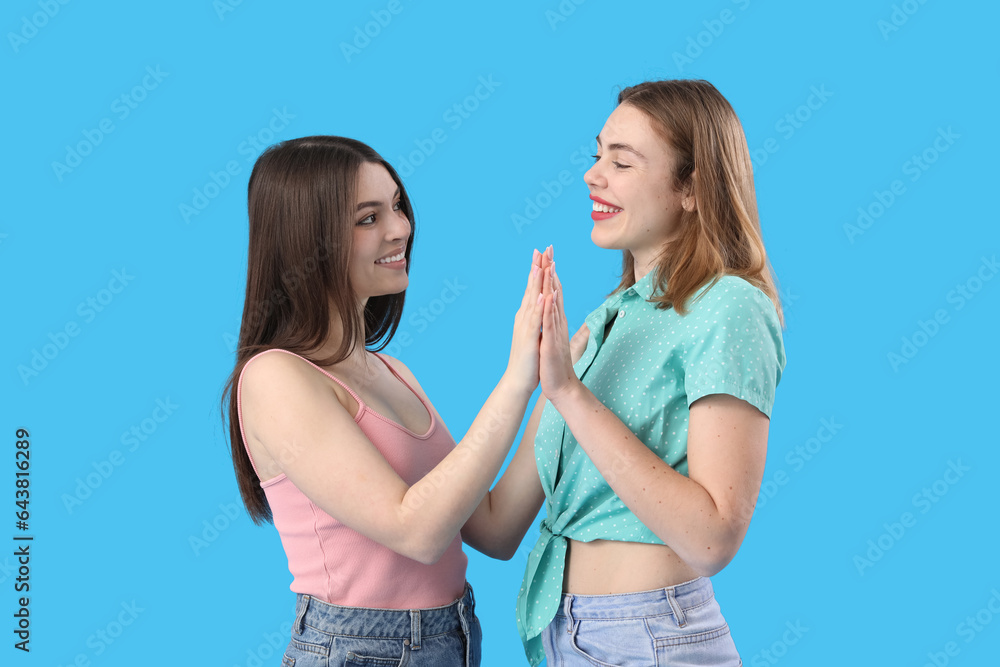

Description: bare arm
[241,252,546,565]
[462,320,591,560]
[459,394,547,560]
[538,266,768,576]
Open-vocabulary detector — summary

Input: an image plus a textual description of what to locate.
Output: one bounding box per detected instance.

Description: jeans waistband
[293,583,476,647]
[555,576,714,620]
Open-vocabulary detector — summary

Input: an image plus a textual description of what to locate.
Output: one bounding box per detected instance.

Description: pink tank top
[236,348,468,608]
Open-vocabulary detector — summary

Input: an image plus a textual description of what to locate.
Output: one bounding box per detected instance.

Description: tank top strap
[279,349,367,404]
[371,353,420,396]
[236,348,369,481]
[370,352,437,440]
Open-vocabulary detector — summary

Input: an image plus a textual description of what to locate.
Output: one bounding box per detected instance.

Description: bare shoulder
[241,349,325,400]
[240,349,355,436]
[239,349,367,479]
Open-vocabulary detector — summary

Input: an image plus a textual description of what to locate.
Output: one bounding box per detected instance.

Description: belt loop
[294,595,310,634]
[409,609,421,650]
[466,582,476,611]
[457,597,472,666]
[665,586,687,627]
[563,594,574,634]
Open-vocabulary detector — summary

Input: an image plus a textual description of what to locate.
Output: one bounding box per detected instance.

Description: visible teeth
[592,202,623,213]
[376,252,404,264]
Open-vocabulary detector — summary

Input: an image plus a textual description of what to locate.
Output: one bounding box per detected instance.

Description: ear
[681,169,697,213]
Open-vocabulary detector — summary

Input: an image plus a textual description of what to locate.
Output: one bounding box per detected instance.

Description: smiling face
[584,103,695,279]
[349,161,411,302]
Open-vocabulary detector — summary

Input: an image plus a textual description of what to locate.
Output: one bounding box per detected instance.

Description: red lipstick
[590,195,622,221]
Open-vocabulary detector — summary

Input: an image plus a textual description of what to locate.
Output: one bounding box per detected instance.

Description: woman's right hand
[504,247,550,394]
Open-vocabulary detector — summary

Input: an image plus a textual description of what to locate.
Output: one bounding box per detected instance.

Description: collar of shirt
[577,268,658,371]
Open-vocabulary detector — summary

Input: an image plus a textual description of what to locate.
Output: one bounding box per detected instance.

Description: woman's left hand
[539,260,582,404]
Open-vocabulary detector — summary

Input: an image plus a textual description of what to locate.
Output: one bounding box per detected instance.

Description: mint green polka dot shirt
[516,271,786,665]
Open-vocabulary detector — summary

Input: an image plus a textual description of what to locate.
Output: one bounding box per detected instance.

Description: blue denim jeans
[280,583,481,666]
[541,577,742,666]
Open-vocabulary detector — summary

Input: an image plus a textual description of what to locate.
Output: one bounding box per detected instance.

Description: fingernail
[536,293,544,305]
[532,266,540,277]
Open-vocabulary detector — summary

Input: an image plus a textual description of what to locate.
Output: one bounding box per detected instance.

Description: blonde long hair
[613,80,783,326]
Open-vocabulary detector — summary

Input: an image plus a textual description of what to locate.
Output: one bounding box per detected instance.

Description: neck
[305,299,370,369]
[631,235,679,284]
[631,251,656,285]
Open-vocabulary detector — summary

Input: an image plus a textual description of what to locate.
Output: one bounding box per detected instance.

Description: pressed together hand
[506,247,548,394]
[507,246,590,401]
[538,257,584,404]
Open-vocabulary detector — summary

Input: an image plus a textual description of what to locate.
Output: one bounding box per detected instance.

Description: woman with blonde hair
[510,79,787,665]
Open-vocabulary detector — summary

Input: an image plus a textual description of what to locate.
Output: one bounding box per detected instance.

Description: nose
[386,206,410,243]
[583,159,604,189]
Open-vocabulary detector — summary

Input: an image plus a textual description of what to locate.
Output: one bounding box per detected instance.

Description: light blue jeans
[541,577,742,666]
[280,583,481,666]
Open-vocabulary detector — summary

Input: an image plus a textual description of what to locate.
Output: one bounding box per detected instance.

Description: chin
[590,226,622,251]
[368,279,409,299]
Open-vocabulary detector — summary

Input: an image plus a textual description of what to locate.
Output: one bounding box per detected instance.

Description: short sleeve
[681,279,785,417]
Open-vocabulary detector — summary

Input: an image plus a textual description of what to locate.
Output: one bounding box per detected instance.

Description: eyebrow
[355,186,401,211]
[595,135,646,160]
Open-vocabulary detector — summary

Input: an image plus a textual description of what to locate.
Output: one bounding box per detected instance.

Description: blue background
[5,0,998,665]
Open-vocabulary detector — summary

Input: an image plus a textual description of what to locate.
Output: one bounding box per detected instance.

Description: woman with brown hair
[513,79,788,665]
[220,135,557,666]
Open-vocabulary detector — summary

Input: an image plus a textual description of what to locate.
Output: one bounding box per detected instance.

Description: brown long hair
[220,136,415,524]
[612,80,783,325]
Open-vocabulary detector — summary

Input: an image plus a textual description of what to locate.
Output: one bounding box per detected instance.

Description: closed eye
[590,154,630,169]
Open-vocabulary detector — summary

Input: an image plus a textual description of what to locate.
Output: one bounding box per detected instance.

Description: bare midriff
[563,538,701,595]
